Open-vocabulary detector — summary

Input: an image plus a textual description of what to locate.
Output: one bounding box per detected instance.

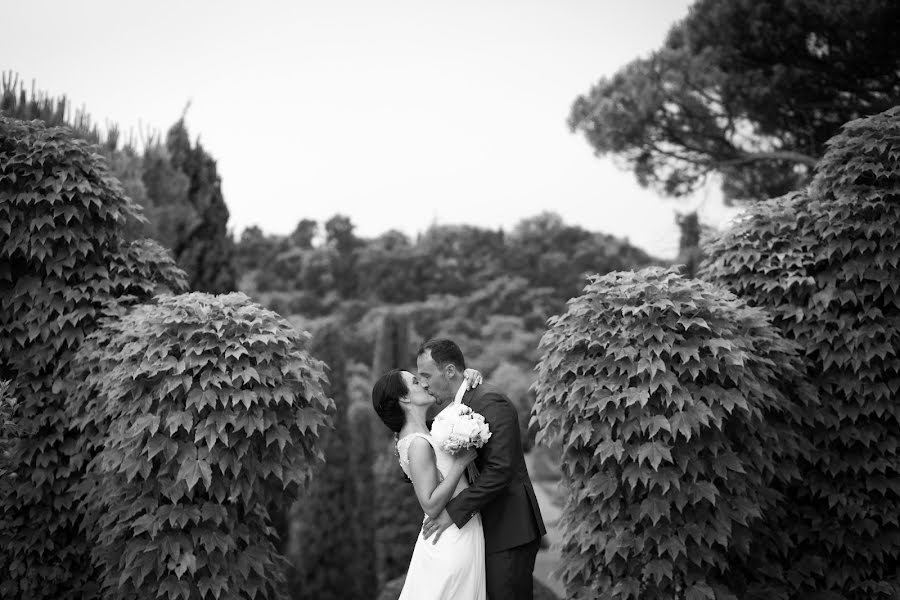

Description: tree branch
[716,150,818,168]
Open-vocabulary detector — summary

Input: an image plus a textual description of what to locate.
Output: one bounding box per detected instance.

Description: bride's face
[400,371,435,407]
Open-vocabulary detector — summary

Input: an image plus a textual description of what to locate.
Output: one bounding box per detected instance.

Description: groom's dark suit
[445,383,546,599]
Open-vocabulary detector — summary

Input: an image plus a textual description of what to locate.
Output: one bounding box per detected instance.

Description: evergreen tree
[324,214,361,298]
[290,219,318,250]
[161,119,239,293]
[290,320,373,599]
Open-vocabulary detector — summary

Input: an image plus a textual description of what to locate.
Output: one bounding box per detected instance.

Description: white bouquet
[430,404,492,454]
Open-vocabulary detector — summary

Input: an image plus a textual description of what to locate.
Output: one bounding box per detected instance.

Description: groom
[417,338,546,600]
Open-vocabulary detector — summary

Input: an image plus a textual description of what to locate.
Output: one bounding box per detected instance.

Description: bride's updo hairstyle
[372,368,408,434]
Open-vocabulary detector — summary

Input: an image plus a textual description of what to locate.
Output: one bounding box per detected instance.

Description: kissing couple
[372,338,546,600]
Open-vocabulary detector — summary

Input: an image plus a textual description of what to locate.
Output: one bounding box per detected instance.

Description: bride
[372,368,486,600]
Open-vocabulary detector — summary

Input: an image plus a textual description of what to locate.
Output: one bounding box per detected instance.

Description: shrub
[0,115,186,598]
[69,292,332,600]
[532,267,813,600]
[700,106,900,598]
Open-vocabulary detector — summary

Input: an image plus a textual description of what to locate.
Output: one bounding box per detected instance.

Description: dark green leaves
[0,115,188,599]
[533,267,809,599]
[700,106,900,599]
[73,293,333,600]
[1,115,333,600]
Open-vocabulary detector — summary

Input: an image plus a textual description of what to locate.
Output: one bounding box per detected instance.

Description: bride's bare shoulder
[398,432,432,456]
[405,434,437,458]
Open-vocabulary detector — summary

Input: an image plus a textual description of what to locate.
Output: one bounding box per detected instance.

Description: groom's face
[416,350,452,404]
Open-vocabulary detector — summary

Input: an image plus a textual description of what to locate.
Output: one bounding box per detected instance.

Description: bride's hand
[454,448,478,470]
[463,368,483,389]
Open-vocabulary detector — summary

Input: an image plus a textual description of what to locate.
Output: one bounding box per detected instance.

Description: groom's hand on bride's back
[422,509,454,544]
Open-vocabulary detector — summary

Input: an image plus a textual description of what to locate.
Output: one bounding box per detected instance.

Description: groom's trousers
[485,537,542,600]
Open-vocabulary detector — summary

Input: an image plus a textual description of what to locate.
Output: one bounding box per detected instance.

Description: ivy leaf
[177,452,202,492]
[669,410,694,441]
[643,414,671,437]
[693,481,718,506]
[642,558,673,584]
[685,581,715,600]
[637,441,672,470]
[594,439,625,463]
[639,496,670,525]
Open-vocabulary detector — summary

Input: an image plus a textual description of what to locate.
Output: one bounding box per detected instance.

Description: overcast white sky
[3,0,740,259]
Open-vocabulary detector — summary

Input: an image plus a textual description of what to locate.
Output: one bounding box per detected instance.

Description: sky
[3,0,741,259]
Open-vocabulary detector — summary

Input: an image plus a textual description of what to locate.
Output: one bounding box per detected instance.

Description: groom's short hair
[418,338,466,371]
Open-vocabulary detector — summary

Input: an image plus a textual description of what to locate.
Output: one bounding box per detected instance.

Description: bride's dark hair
[372,369,408,434]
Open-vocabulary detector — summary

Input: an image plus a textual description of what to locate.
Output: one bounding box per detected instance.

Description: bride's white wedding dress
[396,431,486,600]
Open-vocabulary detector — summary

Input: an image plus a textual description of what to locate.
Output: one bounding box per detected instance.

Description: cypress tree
[371,311,422,591]
[160,119,238,293]
[290,320,373,599]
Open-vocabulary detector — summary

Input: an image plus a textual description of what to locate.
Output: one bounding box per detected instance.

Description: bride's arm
[407,438,476,519]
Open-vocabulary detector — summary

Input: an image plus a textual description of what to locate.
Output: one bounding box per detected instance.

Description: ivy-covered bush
[69,292,332,600]
[700,106,900,598]
[532,267,814,600]
[0,115,186,598]
[0,116,145,375]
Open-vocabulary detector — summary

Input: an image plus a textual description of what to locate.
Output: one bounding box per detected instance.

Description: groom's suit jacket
[445,383,546,554]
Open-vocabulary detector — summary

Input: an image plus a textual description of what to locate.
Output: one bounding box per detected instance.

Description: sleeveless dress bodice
[393,418,486,599]
[397,432,469,499]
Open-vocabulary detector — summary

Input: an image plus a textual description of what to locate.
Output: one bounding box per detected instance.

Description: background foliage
[370,311,424,590]
[700,106,900,598]
[0,74,239,293]
[288,320,374,600]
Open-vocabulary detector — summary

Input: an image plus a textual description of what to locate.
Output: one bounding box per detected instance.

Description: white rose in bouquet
[429,415,454,444]
[430,403,492,454]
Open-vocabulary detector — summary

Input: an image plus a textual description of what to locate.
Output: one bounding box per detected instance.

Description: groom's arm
[445,392,518,529]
